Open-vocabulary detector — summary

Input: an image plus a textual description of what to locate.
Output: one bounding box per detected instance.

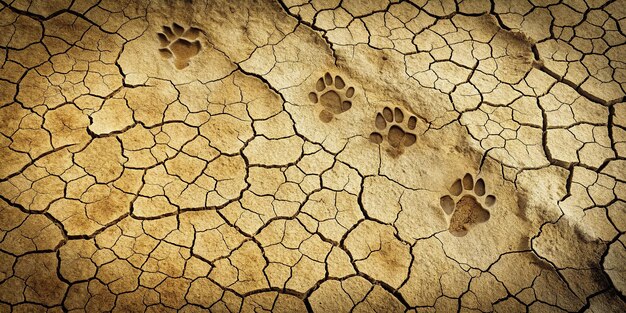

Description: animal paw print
[308,73,355,123]
[439,174,496,237]
[369,106,417,148]
[157,23,202,70]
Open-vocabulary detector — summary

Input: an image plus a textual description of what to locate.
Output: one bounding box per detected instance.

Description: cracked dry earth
[2,0,626,312]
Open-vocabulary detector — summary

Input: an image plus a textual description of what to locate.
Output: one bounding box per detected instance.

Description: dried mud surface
[0,0,625,312]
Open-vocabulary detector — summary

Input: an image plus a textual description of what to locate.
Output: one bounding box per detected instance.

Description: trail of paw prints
[309,72,355,123]
[440,174,495,237]
[369,106,417,149]
[157,23,202,70]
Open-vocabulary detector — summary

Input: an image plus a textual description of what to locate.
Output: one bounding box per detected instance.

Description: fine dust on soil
[448,195,490,237]
[0,0,625,312]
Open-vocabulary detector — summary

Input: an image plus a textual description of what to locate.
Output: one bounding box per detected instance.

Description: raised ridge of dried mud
[0,0,625,312]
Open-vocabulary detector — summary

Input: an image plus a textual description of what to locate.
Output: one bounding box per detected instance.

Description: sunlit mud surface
[0,0,625,312]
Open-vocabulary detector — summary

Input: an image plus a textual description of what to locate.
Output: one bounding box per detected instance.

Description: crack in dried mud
[0,0,625,312]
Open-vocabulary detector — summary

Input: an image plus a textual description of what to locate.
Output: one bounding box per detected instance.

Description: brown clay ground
[0,0,625,312]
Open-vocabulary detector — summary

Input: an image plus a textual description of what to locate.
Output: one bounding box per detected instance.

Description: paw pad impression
[369,106,417,148]
[308,73,355,123]
[157,23,202,70]
[439,173,496,237]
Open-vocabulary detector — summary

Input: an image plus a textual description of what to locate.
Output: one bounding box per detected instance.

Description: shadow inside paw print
[157,23,202,70]
[369,106,417,150]
[440,173,496,237]
[308,73,355,123]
